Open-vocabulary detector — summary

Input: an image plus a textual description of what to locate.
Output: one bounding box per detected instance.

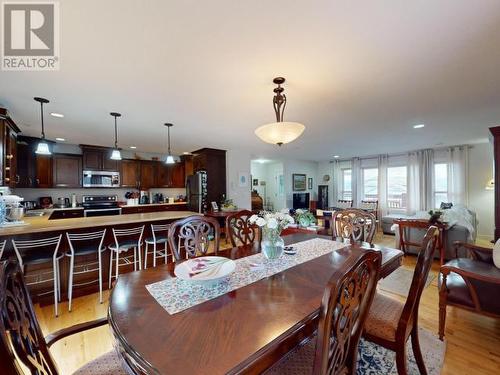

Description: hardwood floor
[35,234,500,375]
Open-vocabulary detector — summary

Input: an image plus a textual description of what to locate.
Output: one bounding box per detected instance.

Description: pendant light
[255,77,305,146]
[34,97,52,155]
[110,112,122,160]
[164,123,175,164]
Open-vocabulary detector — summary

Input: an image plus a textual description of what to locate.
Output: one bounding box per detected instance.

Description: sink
[25,211,46,217]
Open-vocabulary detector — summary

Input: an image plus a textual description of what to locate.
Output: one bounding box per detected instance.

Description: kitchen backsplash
[13,188,186,204]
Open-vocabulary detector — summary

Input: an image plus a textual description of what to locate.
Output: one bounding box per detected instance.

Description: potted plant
[249,211,294,259]
[294,209,316,228]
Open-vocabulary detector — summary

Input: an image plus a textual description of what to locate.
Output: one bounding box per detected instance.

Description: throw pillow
[493,239,500,269]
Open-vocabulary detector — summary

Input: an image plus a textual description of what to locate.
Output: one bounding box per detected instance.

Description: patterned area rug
[378,267,435,297]
[265,328,446,374]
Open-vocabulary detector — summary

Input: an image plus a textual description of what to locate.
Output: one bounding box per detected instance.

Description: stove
[82,195,122,217]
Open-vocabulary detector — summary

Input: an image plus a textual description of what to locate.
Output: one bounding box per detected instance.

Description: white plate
[174,256,235,283]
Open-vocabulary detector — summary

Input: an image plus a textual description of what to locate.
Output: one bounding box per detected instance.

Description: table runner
[146,238,346,315]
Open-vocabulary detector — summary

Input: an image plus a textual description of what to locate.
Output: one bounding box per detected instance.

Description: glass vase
[261,230,284,260]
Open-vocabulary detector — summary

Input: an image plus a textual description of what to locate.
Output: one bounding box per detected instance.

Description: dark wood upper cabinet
[81,145,119,171]
[53,154,82,188]
[140,161,157,190]
[192,148,226,205]
[157,163,170,188]
[0,108,20,187]
[121,159,140,188]
[171,162,185,188]
[35,154,53,188]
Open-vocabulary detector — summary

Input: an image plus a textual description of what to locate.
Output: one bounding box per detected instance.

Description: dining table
[108,230,404,375]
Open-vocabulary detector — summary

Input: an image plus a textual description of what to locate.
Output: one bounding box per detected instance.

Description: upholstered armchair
[439,241,500,340]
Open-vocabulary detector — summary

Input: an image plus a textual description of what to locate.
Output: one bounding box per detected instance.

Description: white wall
[250,161,267,198]
[467,142,494,239]
[226,150,251,209]
[283,160,319,208]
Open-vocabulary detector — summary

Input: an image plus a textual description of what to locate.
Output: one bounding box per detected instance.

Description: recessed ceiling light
[50,112,64,118]
[413,124,425,129]
[55,137,65,141]
[129,146,137,149]
[333,155,340,158]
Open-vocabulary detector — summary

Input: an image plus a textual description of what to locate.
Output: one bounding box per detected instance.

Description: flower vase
[261,229,284,260]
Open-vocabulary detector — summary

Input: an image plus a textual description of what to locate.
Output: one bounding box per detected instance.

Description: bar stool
[108,225,144,287]
[144,224,171,269]
[12,235,63,317]
[66,229,107,311]
[0,240,7,260]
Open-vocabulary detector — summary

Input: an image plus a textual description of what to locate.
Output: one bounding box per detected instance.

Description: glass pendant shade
[255,121,305,145]
[486,179,495,190]
[35,140,51,155]
[110,149,122,160]
[165,154,175,164]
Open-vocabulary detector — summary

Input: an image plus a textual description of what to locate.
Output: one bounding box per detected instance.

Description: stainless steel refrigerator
[186,171,207,213]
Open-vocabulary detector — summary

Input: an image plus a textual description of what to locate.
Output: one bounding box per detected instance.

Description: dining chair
[226,210,259,247]
[11,235,63,317]
[108,225,144,287]
[0,260,127,375]
[168,215,220,261]
[438,241,500,340]
[363,226,440,375]
[336,199,353,209]
[332,208,377,245]
[144,223,171,269]
[265,249,382,375]
[66,229,107,311]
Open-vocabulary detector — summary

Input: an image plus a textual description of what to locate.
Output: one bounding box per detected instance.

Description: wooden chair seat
[73,350,126,375]
[364,292,404,342]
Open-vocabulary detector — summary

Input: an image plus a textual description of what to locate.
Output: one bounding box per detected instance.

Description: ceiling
[1,0,500,161]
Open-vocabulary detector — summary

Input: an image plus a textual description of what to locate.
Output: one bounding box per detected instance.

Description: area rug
[378,267,435,297]
[265,328,446,375]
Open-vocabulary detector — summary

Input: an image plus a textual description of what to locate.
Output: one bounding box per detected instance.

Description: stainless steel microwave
[82,170,120,188]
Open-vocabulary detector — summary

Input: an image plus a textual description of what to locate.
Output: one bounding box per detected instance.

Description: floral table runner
[145,238,346,315]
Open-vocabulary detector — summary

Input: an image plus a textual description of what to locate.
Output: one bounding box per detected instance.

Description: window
[434,163,448,206]
[362,168,378,200]
[387,166,407,209]
[341,169,352,200]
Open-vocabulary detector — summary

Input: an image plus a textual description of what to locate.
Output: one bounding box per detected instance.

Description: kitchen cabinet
[48,209,84,220]
[53,154,82,188]
[140,161,157,190]
[81,145,119,171]
[0,108,20,187]
[170,162,185,188]
[157,160,186,188]
[157,163,170,188]
[121,159,140,188]
[35,155,53,188]
[192,148,226,205]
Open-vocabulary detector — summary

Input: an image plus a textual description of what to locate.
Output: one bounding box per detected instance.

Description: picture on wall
[253,178,259,186]
[292,174,307,191]
[238,172,249,187]
[308,177,313,190]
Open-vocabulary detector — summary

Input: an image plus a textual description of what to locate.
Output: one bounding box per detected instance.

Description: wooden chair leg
[411,326,427,375]
[438,273,448,341]
[395,344,408,375]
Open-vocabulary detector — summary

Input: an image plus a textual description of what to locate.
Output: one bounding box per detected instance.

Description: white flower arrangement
[249,211,295,233]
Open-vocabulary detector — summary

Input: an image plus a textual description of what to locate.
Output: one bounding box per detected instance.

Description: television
[293,193,310,210]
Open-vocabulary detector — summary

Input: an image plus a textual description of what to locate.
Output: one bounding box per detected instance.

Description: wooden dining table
[108,231,403,375]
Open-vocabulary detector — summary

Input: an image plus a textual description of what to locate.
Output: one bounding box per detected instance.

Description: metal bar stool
[0,240,7,261]
[144,224,171,269]
[66,229,107,311]
[12,235,63,317]
[108,226,144,287]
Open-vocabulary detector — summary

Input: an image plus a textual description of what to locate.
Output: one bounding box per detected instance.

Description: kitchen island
[0,210,200,304]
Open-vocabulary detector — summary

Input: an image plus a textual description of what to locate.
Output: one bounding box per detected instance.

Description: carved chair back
[332,209,377,244]
[336,200,353,209]
[397,226,439,337]
[0,260,59,375]
[168,215,220,261]
[226,210,259,247]
[313,250,381,375]
[360,200,378,219]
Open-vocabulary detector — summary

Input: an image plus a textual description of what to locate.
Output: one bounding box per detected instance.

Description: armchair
[438,242,500,340]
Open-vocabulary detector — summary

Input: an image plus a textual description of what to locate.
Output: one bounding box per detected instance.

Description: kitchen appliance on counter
[1,195,25,224]
[82,195,121,217]
[20,200,38,210]
[186,171,207,213]
[54,197,70,208]
[140,190,149,205]
[82,170,120,188]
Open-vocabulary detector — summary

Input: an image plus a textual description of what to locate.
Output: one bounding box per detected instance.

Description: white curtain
[447,146,469,206]
[351,157,362,206]
[378,154,389,216]
[332,159,342,206]
[407,149,434,214]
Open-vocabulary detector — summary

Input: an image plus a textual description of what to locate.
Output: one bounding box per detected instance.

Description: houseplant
[294,209,316,227]
[249,211,294,259]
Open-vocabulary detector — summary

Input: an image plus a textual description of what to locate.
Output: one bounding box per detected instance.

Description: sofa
[382,208,478,261]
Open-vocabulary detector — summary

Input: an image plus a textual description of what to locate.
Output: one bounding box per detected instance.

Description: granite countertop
[0,210,199,237]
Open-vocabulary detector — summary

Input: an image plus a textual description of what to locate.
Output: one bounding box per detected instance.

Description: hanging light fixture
[164,123,175,164]
[110,112,122,160]
[255,77,305,146]
[33,97,52,155]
